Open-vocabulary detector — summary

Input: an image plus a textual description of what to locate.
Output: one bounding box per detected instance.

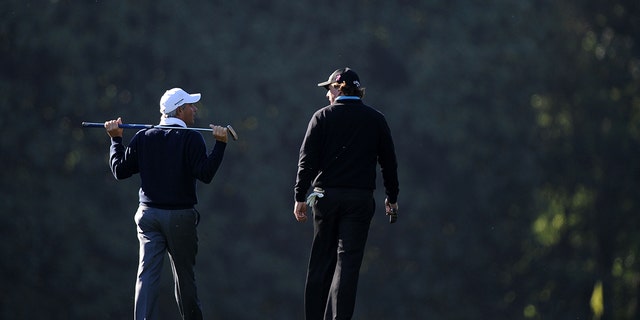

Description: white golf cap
[159,88,201,114]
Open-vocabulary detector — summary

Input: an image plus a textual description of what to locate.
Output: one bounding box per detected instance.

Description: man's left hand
[210,125,228,143]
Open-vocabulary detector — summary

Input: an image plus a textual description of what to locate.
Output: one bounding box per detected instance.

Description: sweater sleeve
[378,118,399,203]
[110,136,139,180]
[294,113,322,202]
[187,132,227,184]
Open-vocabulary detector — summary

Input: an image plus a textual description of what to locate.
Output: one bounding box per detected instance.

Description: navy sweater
[110,127,226,209]
[294,98,399,203]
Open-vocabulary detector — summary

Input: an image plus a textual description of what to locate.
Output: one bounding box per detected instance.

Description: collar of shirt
[336,96,361,101]
[159,117,187,128]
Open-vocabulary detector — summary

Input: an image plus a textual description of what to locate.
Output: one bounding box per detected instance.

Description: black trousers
[304,188,375,320]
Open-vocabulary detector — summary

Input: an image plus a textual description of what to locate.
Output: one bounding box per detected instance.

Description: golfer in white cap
[104,87,229,320]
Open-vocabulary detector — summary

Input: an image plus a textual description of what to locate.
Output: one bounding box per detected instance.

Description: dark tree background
[1,0,639,319]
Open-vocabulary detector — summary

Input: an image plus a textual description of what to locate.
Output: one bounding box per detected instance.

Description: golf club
[81,122,238,141]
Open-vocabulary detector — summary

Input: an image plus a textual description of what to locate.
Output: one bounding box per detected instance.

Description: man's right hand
[293,201,308,223]
[105,117,123,138]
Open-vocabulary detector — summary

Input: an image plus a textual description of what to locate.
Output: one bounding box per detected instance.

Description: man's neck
[159,117,187,127]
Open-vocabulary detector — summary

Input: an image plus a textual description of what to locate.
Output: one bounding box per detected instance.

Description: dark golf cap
[317,67,361,89]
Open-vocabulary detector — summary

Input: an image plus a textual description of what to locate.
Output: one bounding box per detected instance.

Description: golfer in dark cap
[294,67,400,319]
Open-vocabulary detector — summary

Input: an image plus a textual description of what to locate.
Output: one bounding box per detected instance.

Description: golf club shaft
[82,122,216,132]
[82,121,239,140]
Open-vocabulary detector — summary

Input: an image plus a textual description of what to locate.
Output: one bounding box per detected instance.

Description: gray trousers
[134,205,202,320]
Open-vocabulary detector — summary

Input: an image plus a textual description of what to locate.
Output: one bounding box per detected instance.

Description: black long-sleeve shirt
[294,97,399,203]
[110,127,226,209]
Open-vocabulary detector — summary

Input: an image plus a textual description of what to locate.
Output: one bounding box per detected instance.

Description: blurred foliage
[1,0,639,319]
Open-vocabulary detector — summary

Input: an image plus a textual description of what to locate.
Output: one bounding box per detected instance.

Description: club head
[226,125,238,141]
